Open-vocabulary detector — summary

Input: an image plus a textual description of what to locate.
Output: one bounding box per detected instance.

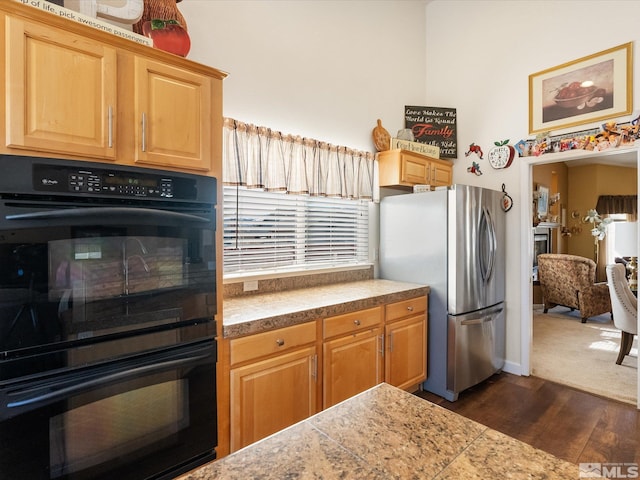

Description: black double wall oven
[0,156,218,479]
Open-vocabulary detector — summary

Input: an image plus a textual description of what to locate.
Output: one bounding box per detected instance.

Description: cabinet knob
[353,319,361,326]
[407,306,414,311]
[275,338,285,347]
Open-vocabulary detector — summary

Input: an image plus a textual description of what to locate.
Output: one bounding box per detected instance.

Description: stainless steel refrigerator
[379,184,506,401]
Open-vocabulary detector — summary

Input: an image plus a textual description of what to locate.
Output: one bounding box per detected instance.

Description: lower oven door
[0,339,217,480]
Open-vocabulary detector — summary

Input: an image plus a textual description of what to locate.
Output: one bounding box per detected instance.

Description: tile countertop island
[178,382,577,479]
[222,279,429,338]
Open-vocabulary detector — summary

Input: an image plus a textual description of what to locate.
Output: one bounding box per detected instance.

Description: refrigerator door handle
[461,317,489,325]
[479,206,497,282]
[459,305,504,324]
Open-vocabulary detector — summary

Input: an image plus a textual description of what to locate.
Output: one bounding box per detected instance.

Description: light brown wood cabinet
[378,149,452,188]
[384,297,428,391]
[228,296,428,453]
[1,2,224,176]
[322,307,384,408]
[229,322,318,451]
[5,16,118,160]
[127,56,213,172]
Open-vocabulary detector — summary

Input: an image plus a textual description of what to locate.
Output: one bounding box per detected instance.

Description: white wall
[180,0,640,375]
[180,0,428,151]
[424,0,640,375]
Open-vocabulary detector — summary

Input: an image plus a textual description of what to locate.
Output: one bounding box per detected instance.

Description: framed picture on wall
[529,42,633,134]
[536,185,549,219]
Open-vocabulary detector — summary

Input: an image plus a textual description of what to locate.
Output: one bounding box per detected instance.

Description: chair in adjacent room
[537,253,612,323]
[605,263,638,365]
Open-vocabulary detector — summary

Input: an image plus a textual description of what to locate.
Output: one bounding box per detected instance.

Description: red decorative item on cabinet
[134,0,190,56]
[142,18,191,57]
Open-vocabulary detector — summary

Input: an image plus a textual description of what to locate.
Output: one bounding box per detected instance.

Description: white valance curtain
[223,118,376,200]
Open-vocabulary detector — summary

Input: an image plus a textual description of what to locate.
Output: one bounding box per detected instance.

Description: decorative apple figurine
[142,19,191,57]
[487,139,516,169]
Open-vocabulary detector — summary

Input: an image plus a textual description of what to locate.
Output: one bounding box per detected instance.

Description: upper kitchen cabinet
[0,2,226,176]
[5,16,117,160]
[128,56,213,172]
[378,149,452,189]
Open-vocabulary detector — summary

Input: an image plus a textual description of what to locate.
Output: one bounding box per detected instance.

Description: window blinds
[223,186,369,274]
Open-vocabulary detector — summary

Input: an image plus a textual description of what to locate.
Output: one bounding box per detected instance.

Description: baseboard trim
[502,360,525,376]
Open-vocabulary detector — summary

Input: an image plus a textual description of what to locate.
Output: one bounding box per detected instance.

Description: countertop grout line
[430,425,491,479]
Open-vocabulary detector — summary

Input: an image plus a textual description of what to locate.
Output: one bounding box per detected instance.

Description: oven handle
[6,349,213,410]
[6,207,209,223]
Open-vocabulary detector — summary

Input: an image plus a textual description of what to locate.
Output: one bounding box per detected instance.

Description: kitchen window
[223,186,369,275]
[221,118,376,277]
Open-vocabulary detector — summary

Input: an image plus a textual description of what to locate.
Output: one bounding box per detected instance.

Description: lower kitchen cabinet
[322,307,384,409]
[227,296,428,452]
[230,347,317,451]
[385,296,428,390]
[323,327,383,408]
[229,322,318,452]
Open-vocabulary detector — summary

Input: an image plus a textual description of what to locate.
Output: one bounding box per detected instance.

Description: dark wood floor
[415,372,640,465]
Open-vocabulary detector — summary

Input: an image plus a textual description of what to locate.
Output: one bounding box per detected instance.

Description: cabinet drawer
[323,307,382,339]
[386,296,427,322]
[230,321,317,366]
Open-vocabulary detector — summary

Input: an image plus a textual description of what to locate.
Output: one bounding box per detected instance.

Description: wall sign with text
[404,106,457,159]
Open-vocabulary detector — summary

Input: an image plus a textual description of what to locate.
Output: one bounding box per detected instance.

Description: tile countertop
[178,383,577,480]
[222,279,429,338]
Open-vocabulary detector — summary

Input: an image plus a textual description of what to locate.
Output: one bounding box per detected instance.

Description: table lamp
[615,221,638,291]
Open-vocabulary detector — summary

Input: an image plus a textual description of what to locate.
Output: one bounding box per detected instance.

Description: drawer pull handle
[407,306,414,311]
[275,338,285,347]
[354,319,361,326]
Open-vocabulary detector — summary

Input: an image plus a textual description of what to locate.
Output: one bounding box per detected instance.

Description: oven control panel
[68,171,174,197]
[32,163,199,200]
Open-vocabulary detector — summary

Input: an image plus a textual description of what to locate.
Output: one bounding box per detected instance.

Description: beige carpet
[532,307,638,405]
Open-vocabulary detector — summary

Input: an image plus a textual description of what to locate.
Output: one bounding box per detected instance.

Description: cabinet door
[431,161,453,186]
[323,328,382,409]
[134,57,212,172]
[230,346,317,451]
[400,152,430,184]
[385,315,427,391]
[5,16,117,159]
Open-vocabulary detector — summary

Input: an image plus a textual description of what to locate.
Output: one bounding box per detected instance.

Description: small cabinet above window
[378,149,452,189]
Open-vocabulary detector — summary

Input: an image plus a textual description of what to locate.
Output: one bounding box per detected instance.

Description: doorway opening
[523,148,640,408]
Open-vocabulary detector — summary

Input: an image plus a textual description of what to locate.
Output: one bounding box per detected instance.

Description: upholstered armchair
[606,263,638,365]
[537,254,612,323]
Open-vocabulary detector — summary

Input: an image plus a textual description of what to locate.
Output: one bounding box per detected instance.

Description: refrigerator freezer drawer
[447,303,505,394]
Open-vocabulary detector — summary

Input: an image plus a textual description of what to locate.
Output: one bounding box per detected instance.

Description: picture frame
[529,42,633,134]
[536,185,549,219]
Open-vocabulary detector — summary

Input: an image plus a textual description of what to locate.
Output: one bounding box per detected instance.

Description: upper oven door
[0,162,217,361]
